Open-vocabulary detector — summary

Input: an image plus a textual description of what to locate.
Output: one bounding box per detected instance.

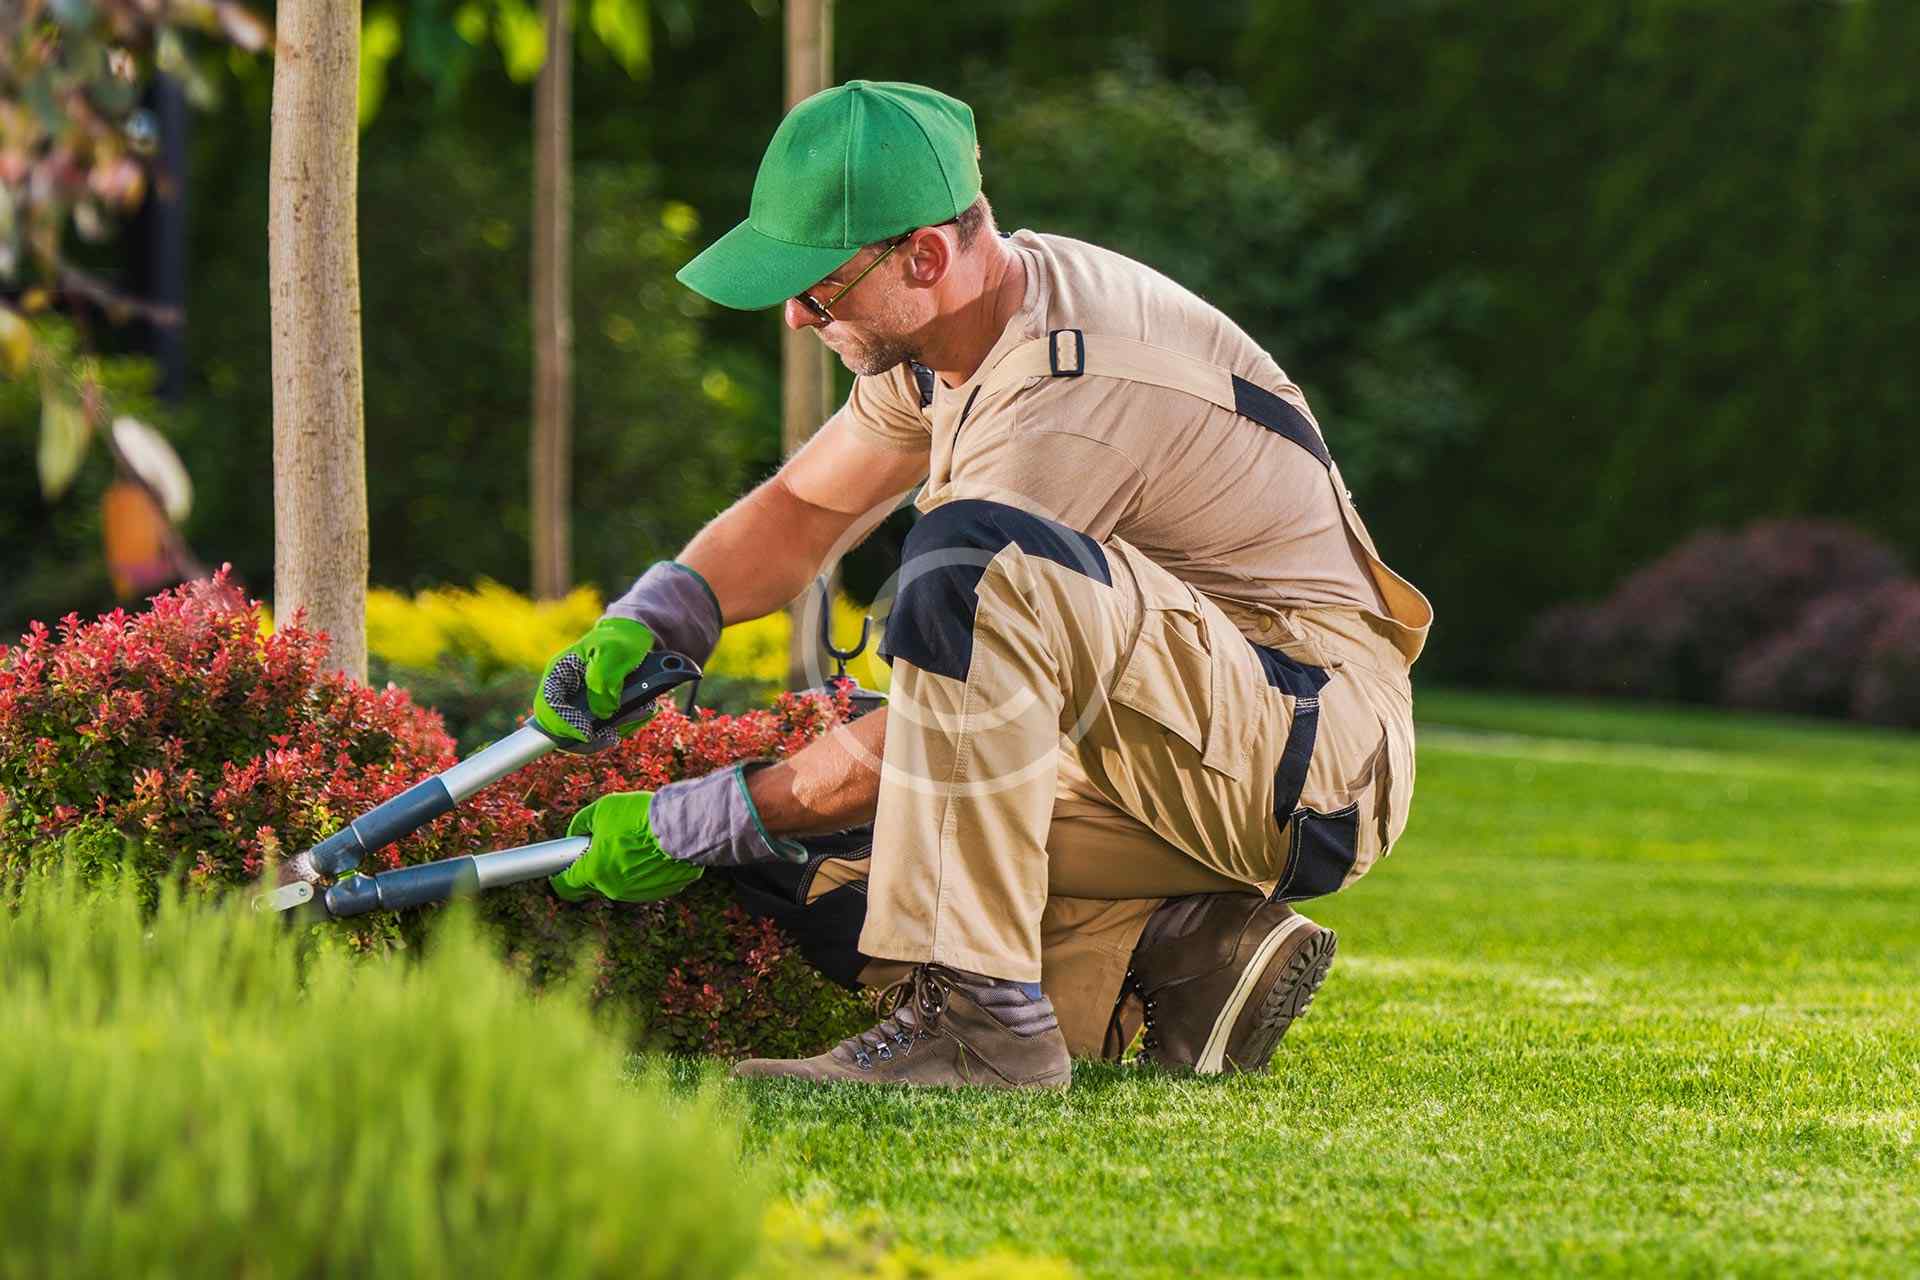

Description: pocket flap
[1111,617,1210,756]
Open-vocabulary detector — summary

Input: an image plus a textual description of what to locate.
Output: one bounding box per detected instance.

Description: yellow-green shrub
[355,578,890,692]
[271,580,890,736]
[365,580,603,677]
[761,1198,1079,1279]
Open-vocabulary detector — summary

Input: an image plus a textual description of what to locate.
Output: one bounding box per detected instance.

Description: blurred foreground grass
[0,876,759,1278]
[737,690,1920,1278]
[0,872,1073,1278]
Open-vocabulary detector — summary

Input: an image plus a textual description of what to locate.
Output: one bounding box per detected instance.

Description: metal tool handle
[290,724,548,883]
[265,837,591,920]
[282,649,699,886]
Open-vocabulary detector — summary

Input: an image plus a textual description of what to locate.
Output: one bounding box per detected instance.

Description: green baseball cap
[676,80,982,310]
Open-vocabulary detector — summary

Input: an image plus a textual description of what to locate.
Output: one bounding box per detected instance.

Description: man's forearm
[676,474,860,624]
[746,709,887,835]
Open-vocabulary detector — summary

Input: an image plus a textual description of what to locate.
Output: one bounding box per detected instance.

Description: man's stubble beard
[831,333,916,377]
[821,294,922,377]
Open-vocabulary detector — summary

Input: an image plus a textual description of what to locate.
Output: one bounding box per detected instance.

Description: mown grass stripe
[734,690,1920,1279]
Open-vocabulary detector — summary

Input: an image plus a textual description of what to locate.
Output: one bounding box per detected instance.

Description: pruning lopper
[253,647,701,921]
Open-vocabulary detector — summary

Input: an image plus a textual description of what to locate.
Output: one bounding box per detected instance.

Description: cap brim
[675,219,861,310]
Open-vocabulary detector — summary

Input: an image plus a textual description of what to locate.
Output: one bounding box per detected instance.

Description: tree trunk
[530,0,573,600]
[783,0,834,688]
[268,0,369,680]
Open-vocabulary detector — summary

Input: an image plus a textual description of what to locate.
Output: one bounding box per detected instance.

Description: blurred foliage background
[5,0,1916,690]
[351,578,888,749]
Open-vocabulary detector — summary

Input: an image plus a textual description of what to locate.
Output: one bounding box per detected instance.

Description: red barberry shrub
[1517,521,1906,705]
[0,572,502,913]
[0,572,866,1056]
[477,688,868,1057]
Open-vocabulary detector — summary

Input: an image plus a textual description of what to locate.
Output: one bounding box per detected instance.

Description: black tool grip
[323,857,482,918]
[544,647,703,753]
[611,649,701,723]
[308,776,456,878]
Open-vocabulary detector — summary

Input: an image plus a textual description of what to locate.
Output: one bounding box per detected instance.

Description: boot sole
[1195,917,1337,1075]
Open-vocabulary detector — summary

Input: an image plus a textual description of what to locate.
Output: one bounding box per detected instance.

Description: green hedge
[0,871,760,1278]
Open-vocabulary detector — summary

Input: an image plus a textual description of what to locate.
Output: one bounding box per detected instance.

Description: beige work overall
[820,325,1432,1056]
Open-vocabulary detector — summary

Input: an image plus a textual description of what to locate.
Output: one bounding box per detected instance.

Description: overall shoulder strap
[974,329,1434,663]
[978,329,1334,466]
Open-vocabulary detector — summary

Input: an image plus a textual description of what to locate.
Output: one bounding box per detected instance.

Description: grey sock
[942,968,1058,1037]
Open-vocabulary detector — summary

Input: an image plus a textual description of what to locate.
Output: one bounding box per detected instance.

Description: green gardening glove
[534,617,655,744]
[550,791,704,903]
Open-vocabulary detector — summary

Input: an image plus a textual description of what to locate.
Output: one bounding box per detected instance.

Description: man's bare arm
[745,708,888,835]
[677,414,926,623]
[664,413,920,835]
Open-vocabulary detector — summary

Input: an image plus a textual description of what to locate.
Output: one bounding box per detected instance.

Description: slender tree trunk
[268,0,369,680]
[783,0,834,687]
[530,0,573,599]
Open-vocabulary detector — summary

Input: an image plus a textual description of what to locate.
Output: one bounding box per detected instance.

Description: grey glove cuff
[603,561,723,666]
[648,762,809,868]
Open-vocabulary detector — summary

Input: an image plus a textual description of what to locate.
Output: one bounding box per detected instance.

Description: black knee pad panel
[880,499,1110,681]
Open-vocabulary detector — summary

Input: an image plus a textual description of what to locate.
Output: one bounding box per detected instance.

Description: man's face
[793,242,924,377]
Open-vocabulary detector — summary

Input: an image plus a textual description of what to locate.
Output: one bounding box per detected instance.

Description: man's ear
[903,225,953,288]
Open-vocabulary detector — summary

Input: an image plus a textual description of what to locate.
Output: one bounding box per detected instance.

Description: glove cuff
[649,763,808,867]
[603,561,722,666]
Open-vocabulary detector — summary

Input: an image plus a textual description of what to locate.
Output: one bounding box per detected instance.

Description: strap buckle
[1047,328,1086,378]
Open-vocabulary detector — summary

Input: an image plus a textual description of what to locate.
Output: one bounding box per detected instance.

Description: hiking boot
[731,964,1072,1090]
[1127,894,1336,1075]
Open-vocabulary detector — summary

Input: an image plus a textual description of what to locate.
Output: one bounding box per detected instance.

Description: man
[536,81,1431,1089]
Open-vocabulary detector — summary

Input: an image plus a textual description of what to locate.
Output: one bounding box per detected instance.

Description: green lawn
[731,690,1920,1278]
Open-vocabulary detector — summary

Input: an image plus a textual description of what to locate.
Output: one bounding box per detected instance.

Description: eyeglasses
[794,232,912,324]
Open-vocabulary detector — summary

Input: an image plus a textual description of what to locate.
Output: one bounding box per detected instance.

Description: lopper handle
[315,837,591,919]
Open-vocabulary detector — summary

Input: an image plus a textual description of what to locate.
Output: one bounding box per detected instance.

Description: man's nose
[784,297,825,331]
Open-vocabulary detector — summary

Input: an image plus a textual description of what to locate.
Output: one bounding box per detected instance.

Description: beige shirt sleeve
[839,364,931,452]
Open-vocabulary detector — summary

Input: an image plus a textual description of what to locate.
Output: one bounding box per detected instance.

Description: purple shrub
[1514,601,1654,699]
[1520,520,1906,704]
[1725,580,1920,718]
[1854,590,1920,728]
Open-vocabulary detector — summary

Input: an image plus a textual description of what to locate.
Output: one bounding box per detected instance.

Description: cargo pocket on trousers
[1273,805,1359,902]
[1273,734,1391,902]
[1110,595,1250,781]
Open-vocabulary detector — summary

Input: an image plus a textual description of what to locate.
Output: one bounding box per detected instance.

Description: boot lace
[846,966,953,1071]
[1125,967,1162,1059]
